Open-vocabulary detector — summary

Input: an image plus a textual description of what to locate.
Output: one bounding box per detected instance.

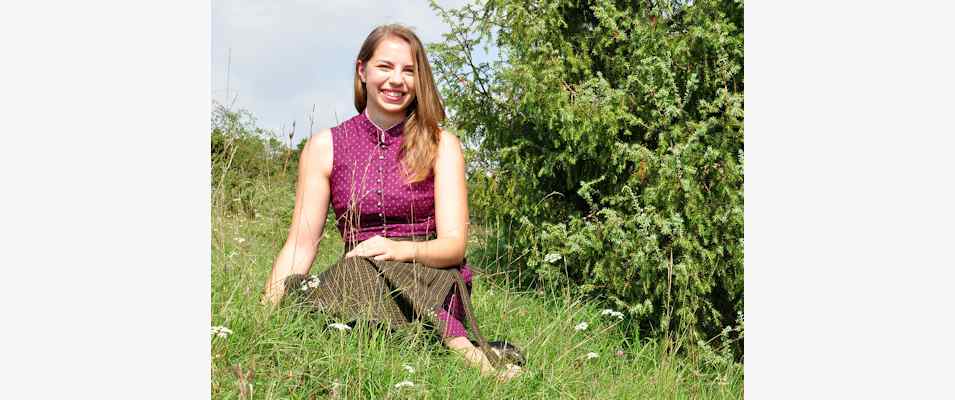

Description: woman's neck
[364,107,405,131]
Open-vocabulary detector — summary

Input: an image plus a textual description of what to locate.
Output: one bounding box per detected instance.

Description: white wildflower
[543,252,562,263]
[600,309,624,319]
[307,275,321,288]
[402,364,415,374]
[211,326,233,338]
[328,323,352,331]
[235,237,246,244]
[301,275,321,291]
[586,352,599,360]
[574,322,589,332]
[394,380,415,389]
[331,380,342,397]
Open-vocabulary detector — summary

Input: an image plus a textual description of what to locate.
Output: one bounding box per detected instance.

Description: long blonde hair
[354,24,445,184]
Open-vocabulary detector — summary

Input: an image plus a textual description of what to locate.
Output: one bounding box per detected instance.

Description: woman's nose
[389,70,404,85]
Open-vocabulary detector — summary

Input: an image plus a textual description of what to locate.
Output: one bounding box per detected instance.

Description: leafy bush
[431,0,743,353]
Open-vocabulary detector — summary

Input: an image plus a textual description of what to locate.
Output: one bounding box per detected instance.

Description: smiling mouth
[380,89,405,103]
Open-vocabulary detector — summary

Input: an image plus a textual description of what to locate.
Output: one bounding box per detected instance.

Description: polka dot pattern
[329,111,437,244]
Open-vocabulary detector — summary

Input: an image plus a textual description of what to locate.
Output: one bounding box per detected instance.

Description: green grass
[212,196,743,399]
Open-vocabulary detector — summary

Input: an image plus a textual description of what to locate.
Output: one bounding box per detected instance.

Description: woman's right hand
[261,282,286,307]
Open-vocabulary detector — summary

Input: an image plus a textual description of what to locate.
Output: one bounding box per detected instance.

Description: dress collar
[360,110,406,145]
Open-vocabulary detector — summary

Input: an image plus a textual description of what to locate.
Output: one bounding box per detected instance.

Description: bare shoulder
[434,129,465,182]
[301,127,333,176]
[436,129,464,159]
[307,127,333,150]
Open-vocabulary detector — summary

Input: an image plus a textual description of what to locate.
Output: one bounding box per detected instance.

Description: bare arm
[345,130,469,267]
[413,129,469,266]
[262,128,333,305]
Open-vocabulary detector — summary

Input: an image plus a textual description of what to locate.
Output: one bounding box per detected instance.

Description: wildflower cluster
[575,309,627,362]
[300,275,320,291]
[211,326,233,338]
[328,323,351,332]
[394,380,414,389]
[543,252,562,264]
[600,308,624,320]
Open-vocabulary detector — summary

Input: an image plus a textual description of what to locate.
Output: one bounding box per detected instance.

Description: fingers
[345,237,389,259]
[346,247,381,258]
[344,239,369,258]
[345,235,397,258]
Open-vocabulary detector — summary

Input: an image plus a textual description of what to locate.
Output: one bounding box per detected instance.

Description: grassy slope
[211,194,742,399]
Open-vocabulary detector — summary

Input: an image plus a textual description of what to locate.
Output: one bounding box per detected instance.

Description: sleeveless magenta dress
[328,111,472,338]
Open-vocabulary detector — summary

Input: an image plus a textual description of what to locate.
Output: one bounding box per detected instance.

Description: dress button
[377,202,382,207]
[379,213,383,217]
[379,155,384,160]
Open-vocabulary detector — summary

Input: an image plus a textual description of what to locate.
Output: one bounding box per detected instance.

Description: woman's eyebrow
[375,59,414,68]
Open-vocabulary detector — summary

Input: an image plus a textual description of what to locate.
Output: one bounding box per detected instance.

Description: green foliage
[431,0,743,353]
[211,101,301,219]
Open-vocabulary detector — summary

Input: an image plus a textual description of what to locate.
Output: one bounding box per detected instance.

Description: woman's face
[358,36,416,117]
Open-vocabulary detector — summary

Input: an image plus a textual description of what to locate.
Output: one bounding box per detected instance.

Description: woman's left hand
[345,235,410,261]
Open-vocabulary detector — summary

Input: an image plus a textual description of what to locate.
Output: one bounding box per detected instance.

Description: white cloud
[212,0,473,145]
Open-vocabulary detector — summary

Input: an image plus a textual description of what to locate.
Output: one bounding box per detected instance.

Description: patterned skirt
[284,255,471,338]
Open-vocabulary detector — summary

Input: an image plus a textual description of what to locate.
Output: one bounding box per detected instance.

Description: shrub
[431,0,743,353]
[211,101,300,218]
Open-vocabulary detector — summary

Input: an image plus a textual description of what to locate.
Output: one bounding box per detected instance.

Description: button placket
[377,127,387,234]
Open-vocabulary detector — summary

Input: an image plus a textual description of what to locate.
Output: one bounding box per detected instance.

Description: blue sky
[212,0,474,146]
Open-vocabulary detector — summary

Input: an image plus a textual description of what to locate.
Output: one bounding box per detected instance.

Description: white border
[2,1,210,398]
[747,1,955,397]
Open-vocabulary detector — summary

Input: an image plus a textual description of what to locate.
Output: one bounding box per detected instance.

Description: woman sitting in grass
[261,24,522,381]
